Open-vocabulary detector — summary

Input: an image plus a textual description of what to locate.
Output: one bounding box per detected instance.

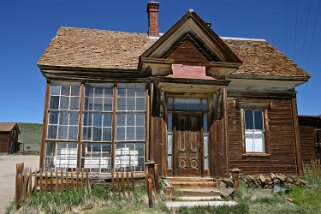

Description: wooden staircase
[166,177,221,198]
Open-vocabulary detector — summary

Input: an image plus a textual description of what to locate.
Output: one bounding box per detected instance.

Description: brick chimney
[147,1,160,37]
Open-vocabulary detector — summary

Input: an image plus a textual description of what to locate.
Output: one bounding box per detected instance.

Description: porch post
[223,86,230,175]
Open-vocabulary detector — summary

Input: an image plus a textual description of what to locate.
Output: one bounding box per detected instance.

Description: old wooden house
[38,2,310,178]
[0,123,20,153]
[299,115,321,162]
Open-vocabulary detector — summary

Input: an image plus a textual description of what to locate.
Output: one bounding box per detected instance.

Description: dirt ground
[0,155,39,213]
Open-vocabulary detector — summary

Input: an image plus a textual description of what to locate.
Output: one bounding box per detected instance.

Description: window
[83,84,113,142]
[47,82,80,141]
[45,142,78,170]
[82,143,111,173]
[244,110,265,153]
[116,84,145,171]
[45,82,146,173]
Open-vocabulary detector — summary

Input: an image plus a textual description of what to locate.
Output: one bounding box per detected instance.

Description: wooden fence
[145,161,159,208]
[305,159,321,179]
[109,167,135,197]
[15,163,89,209]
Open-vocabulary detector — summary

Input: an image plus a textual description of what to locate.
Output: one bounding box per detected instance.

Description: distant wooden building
[37,2,310,177]
[299,115,321,162]
[0,123,20,153]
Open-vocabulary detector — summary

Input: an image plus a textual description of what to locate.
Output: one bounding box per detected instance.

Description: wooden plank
[60,169,64,190]
[15,163,24,209]
[111,169,114,192]
[40,82,51,169]
[292,97,304,175]
[50,170,53,191]
[86,168,89,190]
[76,168,79,189]
[45,170,48,191]
[111,84,117,172]
[55,170,58,190]
[28,168,32,196]
[66,169,69,190]
[71,169,74,188]
[33,169,37,192]
[146,85,150,162]
[23,168,27,200]
[126,169,130,196]
[131,169,134,191]
[116,168,120,196]
[81,168,84,189]
[154,164,159,191]
[121,168,125,196]
[77,83,85,168]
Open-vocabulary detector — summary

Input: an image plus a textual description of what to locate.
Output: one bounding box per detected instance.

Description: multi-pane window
[116,84,145,171]
[47,82,80,140]
[81,143,111,173]
[244,110,265,152]
[45,82,146,173]
[83,84,113,142]
[115,143,145,171]
[45,142,78,170]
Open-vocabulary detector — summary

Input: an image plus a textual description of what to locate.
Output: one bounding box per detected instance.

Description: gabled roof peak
[189,9,194,13]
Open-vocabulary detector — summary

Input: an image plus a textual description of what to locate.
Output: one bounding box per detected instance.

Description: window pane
[168,113,172,131]
[95,87,104,97]
[136,98,145,110]
[127,127,135,140]
[102,128,112,141]
[70,86,79,96]
[70,112,79,125]
[59,112,69,125]
[45,142,77,170]
[203,114,208,133]
[254,111,263,130]
[85,85,94,97]
[127,98,135,110]
[50,96,60,110]
[245,131,254,152]
[117,98,126,110]
[104,98,113,111]
[118,88,126,97]
[245,110,254,129]
[168,134,172,154]
[136,113,145,126]
[48,125,57,139]
[174,98,201,111]
[49,111,59,125]
[136,87,145,97]
[127,113,135,126]
[167,97,174,110]
[117,114,126,126]
[68,126,78,140]
[83,113,92,126]
[254,131,264,152]
[93,127,102,141]
[60,96,69,110]
[83,127,91,140]
[93,98,103,111]
[93,113,102,127]
[104,88,113,97]
[58,126,68,139]
[51,86,61,96]
[136,127,145,140]
[103,114,112,127]
[70,97,79,110]
[117,127,125,141]
[61,86,70,96]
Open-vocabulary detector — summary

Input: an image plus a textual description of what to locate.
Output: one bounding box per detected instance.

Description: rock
[273,185,281,193]
[221,178,234,188]
[219,182,235,198]
[276,174,286,182]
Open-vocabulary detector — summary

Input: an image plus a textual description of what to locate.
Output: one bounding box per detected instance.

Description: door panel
[173,113,202,176]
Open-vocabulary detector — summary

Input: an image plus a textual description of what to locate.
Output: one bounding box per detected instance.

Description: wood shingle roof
[38,27,310,80]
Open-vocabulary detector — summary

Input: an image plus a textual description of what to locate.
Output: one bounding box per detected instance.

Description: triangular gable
[139,10,241,77]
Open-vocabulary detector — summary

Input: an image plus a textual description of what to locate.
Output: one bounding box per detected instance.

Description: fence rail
[15,163,89,209]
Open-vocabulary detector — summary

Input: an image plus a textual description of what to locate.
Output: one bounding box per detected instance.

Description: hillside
[18,123,42,152]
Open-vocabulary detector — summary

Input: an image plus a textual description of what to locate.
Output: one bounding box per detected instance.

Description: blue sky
[0,0,320,123]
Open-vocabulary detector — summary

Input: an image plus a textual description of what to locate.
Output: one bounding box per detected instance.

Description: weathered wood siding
[227,98,298,174]
[166,39,210,65]
[299,126,317,162]
[0,133,10,152]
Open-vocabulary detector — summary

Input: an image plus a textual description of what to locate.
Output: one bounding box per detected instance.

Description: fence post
[121,168,125,196]
[154,164,159,192]
[15,162,24,209]
[230,168,241,191]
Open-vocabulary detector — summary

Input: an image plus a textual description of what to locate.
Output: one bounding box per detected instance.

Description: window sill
[242,153,271,159]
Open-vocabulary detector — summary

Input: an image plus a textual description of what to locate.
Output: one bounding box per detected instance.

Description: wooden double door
[173,113,203,177]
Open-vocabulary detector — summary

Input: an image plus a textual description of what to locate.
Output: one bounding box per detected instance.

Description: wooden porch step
[177,188,221,197]
[170,181,218,189]
[165,177,215,182]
